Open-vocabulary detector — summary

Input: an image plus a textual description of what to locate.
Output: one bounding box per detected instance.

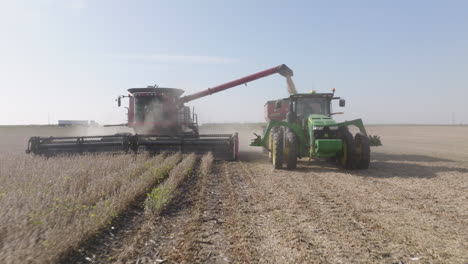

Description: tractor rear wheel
[285,130,298,170]
[268,128,274,161]
[337,128,356,170]
[272,130,283,169]
[355,133,370,169]
[262,127,269,154]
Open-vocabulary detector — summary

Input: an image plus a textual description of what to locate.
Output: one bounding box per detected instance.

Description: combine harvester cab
[27,64,294,160]
[251,89,381,169]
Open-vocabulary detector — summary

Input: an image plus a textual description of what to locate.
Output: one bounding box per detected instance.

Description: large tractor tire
[355,133,370,169]
[337,128,356,170]
[284,130,298,170]
[262,127,269,154]
[271,130,284,169]
[268,129,274,161]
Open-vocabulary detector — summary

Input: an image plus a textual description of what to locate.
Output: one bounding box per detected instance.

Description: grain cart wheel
[271,129,284,169]
[355,133,370,169]
[285,130,298,170]
[337,128,356,170]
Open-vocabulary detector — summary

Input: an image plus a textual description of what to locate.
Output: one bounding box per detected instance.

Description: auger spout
[180,64,293,103]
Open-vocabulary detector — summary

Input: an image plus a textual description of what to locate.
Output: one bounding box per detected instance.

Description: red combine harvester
[26,64,293,160]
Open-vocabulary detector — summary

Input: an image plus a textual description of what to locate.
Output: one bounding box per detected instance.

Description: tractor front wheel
[355,133,370,169]
[272,130,284,169]
[285,131,298,170]
[337,128,356,170]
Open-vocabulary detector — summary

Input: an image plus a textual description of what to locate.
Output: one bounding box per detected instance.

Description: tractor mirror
[339,99,346,107]
[117,97,121,107]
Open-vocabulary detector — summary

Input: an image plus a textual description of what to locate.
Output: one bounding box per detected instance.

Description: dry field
[0,125,467,263]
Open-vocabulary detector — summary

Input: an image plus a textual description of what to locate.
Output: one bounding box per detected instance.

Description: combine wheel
[271,130,283,169]
[337,128,356,170]
[285,130,298,170]
[355,133,370,169]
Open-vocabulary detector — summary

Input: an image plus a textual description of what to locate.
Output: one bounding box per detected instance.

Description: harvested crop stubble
[167,152,214,262]
[145,153,197,214]
[199,152,215,177]
[113,154,199,263]
[0,153,181,264]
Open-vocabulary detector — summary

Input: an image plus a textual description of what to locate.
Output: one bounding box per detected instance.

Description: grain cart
[251,89,380,169]
[26,64,293,160]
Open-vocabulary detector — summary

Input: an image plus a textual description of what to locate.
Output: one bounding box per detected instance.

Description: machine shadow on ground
[371,152,455,163]
[238,150,270,163]
[239,150,468,179]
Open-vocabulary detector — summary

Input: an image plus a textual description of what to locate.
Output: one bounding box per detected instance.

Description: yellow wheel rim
[268,135,272,159]
[272,138,277,165]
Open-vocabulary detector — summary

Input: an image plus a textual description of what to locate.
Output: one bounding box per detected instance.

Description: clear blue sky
[1,0,467,125]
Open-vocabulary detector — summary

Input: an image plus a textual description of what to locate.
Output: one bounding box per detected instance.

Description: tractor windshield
[296,97,330,117]
[134,96,164,122]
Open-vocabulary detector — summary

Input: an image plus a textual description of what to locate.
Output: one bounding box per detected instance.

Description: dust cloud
[141,100,165,134]
[199,123,264,152]
[70,125,133,136]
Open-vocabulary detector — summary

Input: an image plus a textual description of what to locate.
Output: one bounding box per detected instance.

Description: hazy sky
[1,0,467,125]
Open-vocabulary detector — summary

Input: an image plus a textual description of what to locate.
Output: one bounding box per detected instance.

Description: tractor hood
[308,114,337,126]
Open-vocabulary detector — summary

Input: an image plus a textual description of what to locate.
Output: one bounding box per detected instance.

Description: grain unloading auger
[26,64,294,160]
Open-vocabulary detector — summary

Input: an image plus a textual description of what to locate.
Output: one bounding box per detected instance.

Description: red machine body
[180,64,293,103]
[264,99,290,122]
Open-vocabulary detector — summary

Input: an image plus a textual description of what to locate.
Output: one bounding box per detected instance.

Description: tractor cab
[264,91,345,124]
[286,92,346,132]
[290,93,334,120]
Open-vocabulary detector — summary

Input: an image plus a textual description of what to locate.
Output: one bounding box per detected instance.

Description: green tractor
[251,90,381,170]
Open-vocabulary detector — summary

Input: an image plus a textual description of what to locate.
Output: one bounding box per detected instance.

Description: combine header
[26,64,293,160]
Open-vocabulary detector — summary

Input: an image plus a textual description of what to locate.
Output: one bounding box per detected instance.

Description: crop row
[0,153,184,264]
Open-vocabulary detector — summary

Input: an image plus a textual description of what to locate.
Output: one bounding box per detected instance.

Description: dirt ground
[1,125,467,263]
